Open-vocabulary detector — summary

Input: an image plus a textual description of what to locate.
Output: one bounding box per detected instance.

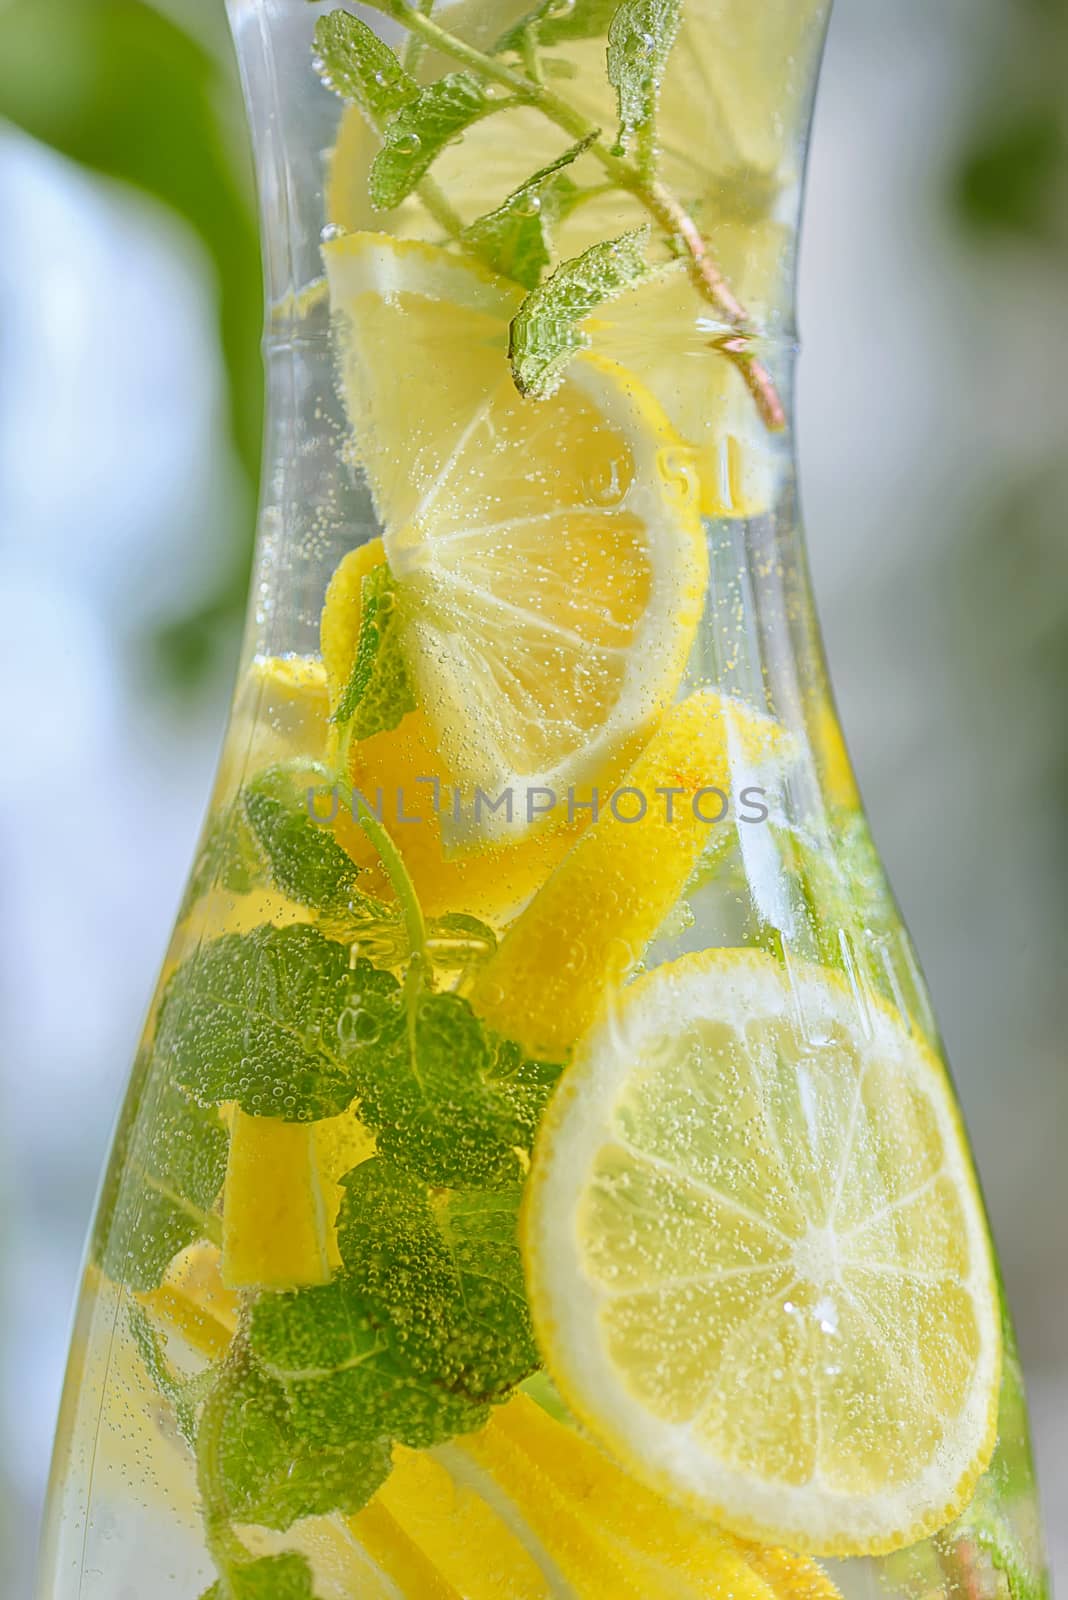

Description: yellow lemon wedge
[470,691,785,1057]
[321,537,387,708]
[522,948,1001,1556]
[220,1107,375,1290]
[323,232,708,832]
[461,1393,843,1600]
[137,1241,238,1363]
[334,1391,843,1600]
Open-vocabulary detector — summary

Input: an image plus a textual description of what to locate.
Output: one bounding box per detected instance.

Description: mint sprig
[119,761,555,1592]
[464,135,595,290]
[606,0,681,169]
[313,10,418,121]
[96,1065,226,1291]
[162,917,554,1179]
[242,764,379,920]
[250,1275,489,1451]
[315,1,786,429]
[509,225,652,397]
[369,73,512,211]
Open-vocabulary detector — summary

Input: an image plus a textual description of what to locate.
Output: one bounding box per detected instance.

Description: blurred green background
[0,0,1065,1592]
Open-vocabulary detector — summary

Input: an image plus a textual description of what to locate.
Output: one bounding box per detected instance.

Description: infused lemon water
[38,2,1049,1598]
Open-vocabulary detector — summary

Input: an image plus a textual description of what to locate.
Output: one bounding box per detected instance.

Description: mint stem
[278,753,429,964]
[349,791,428,965]
[372,0,786,430]
[196,1328,254,1581]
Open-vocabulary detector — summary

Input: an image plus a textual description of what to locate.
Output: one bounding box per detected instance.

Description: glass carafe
[37,2,1049,1597]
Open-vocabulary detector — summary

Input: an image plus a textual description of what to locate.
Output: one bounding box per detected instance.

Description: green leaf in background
[313,11,419,122]
[509,226,651,397]
[606,0,681,158]
[332,563,416,742]
[463,136,596,290]
[369,74,508,211]
[211,1360,391,1532]
[96,1071,227,1291]
[0,0,262,693]
[957,105,1065,243]
[200,1552,318,1600]
[162,924,371,1120]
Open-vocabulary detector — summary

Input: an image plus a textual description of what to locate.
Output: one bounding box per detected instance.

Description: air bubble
[320,223,345,243]
[392,130,422,156]
[590,455,627,506]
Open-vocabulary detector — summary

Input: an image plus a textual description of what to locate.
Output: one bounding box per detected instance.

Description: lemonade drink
[37,3,1048,1598]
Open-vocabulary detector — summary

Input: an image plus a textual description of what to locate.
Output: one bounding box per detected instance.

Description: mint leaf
[160,922,546,1153]
[242,766,376,919]
[464,136,595,290]
[332,562,415,741]
[201,1553,317,1600]
[337,1159,537,1402]
[162,924,369,1121]
[96,1065,226,1291]
[335,965,559,1188]
[211,1359,390,1531]
[313,11,419,123]
[128,1304,205,1444]
[606,0,682,156]
[251,1162,536,1455]
[250,1276,489,1450]
[509,226,651,397]
[495,0,621,53]
[181,803,262,920]
[370,74,507,211]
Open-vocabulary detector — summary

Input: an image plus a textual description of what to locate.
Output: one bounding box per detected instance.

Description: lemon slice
[323,232,707,832]
[322,541,589,921]
[523,948,1001,1555]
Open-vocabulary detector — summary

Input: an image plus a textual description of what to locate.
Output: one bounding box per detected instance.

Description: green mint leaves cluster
[312,0,786,415]
[101,743,558,1598]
